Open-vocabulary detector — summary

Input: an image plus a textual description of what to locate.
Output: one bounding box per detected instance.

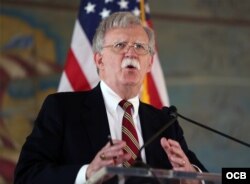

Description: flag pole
[140,0,150,104]
[139,0,146,23]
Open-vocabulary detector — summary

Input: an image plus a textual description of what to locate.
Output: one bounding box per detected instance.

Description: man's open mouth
[127,65,136,69]
[121,58,141,70]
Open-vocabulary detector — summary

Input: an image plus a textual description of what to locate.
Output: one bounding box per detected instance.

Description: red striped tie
[119,100,140,167]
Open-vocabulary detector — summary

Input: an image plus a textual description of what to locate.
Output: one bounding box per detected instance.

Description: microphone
[168,105,250,148]
[133,109,178,168]
[126,110,178,184]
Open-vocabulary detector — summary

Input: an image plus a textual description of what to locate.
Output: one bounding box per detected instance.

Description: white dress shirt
[75,81,146,184]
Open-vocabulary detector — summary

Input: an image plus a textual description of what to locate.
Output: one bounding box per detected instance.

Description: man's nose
[125,45,137,56]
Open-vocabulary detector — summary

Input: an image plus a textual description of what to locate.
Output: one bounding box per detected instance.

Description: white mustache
[121,58,141,70]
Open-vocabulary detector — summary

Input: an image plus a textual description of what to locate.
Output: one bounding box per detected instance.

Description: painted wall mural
[0,7,66,183]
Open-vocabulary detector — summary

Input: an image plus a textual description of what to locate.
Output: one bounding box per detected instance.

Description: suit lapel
[81,84,111,155]
[139,103,172,168]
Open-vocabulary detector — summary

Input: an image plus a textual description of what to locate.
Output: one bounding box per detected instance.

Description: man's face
[95,25,153,90]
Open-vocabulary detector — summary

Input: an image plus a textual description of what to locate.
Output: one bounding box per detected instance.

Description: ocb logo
[226,172,246,179]
[222,168,249,184]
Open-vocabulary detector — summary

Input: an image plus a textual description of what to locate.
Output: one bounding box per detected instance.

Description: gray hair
[92,12,155,55]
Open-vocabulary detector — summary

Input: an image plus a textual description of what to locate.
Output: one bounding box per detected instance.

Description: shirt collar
[100,81,140,117]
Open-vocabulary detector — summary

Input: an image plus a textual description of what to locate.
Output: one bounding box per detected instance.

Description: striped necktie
[119,100,140,167]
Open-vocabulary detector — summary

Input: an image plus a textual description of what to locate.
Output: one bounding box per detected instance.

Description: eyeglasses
[103,41,151,55]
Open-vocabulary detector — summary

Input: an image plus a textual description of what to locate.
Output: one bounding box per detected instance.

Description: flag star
[133,7,140,17]
[118,0,129,9]
[145,3,150,13]
[84,2,96,14]
[105,0,113,3]
[99,8,111,19]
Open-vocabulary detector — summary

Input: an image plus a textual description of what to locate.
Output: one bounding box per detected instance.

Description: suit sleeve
[14,94,82,184]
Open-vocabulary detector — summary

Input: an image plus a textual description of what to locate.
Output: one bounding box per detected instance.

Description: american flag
[58,0,169,108]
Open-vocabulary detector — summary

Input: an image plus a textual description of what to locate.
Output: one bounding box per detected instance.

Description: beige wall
[1,0,250,183]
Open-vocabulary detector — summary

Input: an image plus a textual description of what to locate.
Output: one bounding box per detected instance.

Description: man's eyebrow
[133,41,148,44]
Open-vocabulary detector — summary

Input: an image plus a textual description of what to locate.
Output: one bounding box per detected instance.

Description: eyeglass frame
[102,41,152,55]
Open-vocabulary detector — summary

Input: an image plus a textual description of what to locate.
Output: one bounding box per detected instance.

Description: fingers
[161,138,196,172]
[86,139,131,179]
[100,141,125,160]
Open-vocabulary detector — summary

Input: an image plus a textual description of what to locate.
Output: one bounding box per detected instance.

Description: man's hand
[160,138,197,172]
[161,138,202,184]
[86,140,131,180]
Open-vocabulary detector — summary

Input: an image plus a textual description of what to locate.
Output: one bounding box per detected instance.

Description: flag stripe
[70,20,99,88]
[147,73,162,107]
[58,72,73,91]
[144,19,169,107]
[151,54,169,106]
[64,49,91,91]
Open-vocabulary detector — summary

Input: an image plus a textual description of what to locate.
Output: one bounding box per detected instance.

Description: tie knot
[119,100,133,111]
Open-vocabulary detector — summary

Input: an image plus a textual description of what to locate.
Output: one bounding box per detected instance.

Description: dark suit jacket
[14,84,206,184]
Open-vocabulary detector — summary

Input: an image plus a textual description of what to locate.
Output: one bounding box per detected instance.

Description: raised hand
[86,139,131,180]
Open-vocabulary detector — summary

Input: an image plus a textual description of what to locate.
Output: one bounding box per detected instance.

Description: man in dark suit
[14,12,206,184]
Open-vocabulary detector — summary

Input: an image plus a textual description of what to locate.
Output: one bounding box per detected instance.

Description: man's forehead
[104,26,149,43]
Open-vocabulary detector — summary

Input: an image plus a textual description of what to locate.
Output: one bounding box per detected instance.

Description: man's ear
[147,55,154,72]
[94,52,104,69]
